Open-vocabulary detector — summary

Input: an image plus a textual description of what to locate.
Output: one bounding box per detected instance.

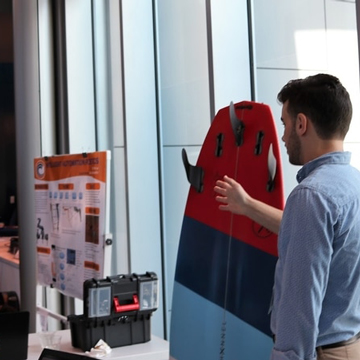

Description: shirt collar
[296,151,352,183]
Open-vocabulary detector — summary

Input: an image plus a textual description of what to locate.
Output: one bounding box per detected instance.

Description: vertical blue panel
[155,0,211,338]
[156,0,211,146]
[122,0,164,337]
[211,0,252,109]
[65,0,96,153]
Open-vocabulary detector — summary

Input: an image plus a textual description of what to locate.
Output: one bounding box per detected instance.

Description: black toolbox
[68,272,158,351]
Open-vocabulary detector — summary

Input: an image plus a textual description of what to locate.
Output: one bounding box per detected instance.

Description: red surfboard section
[184,101,284,257]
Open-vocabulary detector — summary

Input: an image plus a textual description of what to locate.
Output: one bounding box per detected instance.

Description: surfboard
[170,101,284,360]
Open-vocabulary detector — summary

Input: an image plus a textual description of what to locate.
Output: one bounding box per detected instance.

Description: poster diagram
[34,151,111,299]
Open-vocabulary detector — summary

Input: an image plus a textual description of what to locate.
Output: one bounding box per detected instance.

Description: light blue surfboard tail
[170,282,273,360]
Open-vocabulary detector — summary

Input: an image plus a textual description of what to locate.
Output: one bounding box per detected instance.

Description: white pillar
[12,0,41,332]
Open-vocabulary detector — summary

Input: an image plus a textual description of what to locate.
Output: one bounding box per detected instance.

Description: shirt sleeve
[270,186,337,360]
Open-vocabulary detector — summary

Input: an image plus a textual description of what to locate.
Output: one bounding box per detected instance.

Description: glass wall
[253,0,360,198]
[155,0,252,337]
[12,0,360,338]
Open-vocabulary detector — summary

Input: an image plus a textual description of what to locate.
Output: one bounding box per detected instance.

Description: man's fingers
[218,204,229,211]
[215,179,226,187]
[215,195,227,203]
[214,185,226,195]
[223,175,236,186]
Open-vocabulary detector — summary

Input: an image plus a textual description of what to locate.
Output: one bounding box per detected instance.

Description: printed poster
[34,151,109,299]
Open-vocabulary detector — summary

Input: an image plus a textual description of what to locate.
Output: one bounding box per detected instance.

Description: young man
[214,74,360,360]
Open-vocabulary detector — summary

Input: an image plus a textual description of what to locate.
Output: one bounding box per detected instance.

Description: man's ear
[296,113,308,136]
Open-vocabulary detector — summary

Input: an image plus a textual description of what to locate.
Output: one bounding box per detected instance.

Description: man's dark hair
[277,73,352,139]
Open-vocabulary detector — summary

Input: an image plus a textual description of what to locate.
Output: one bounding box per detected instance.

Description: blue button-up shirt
[270,152,360,360]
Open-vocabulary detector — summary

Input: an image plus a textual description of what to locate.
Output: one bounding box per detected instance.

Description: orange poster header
[84,261,100,271]
[35,184,49,190]
[59,183,74,190]
[86,183,101,190]
[85,207,100,215]
[34,151,107,182]
[37,246,51,255]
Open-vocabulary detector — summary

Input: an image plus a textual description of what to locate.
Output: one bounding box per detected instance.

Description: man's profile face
[281,101,302,166]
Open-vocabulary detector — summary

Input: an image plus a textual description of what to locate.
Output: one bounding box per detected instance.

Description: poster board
[34,151,111,299]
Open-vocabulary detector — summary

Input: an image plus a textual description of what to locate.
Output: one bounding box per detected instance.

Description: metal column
[12,0,41,332]
[356,0,360,78]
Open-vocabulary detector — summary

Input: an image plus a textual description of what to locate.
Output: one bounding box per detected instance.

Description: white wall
[252,0,360,198]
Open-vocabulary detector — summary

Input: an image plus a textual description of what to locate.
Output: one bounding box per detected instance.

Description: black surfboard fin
[182,148,204,193]
[229,101,245,146]
[215,133,224,157]
[254,131,264,155]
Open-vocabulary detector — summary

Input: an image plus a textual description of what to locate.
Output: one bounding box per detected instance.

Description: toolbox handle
[113,294,140,313]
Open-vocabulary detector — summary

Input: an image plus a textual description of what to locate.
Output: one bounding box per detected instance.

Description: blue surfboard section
[170,282,274,360]
[174,216,277,336]
[171,216,277,359]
